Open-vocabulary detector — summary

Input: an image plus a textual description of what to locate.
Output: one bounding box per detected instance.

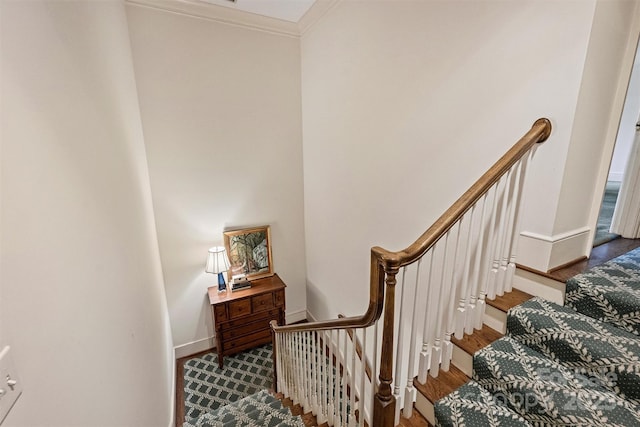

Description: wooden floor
[548,237,640,282]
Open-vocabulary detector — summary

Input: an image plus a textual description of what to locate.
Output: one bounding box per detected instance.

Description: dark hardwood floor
[548,237,640,282]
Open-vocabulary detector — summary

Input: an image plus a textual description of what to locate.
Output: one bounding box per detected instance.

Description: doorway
[594,37,640,247]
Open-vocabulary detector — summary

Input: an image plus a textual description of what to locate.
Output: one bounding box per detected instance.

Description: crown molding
[126,0,301,38]
[298,0,341,35]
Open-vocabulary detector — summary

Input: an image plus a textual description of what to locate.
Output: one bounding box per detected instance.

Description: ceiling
[195,0,317,23]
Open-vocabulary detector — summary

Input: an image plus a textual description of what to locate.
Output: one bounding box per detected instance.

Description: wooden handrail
[270,118,551,336]
[270,253,386,333]
[372,118,551,270]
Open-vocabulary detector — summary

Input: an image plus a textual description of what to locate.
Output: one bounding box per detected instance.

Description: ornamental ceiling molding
[125,0,341,38]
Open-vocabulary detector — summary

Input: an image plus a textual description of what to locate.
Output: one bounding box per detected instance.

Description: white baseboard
[286,308,308,324]
[174,309,308,359]
[306,310,319,322]
[518,227,590,272]
[174,336,216,359]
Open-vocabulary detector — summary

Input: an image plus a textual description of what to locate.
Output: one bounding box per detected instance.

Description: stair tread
[435,380,533,426]
[413,364,470,403]
[474,336,640,425]
[451,324,502,355]
[399,406,430,426]
[508,296,640,404]
[566,246,640,336]
[486,288,532,312]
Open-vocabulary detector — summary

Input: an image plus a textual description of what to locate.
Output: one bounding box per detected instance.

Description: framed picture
[223,225,274,281]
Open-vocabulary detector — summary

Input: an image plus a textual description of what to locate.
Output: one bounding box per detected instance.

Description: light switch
[0,346,22,424]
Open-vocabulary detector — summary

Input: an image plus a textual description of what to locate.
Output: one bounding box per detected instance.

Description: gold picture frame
[223,225,274,281]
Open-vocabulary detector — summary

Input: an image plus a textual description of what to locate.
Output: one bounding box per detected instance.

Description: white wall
[1,1,174,426]
[300,0,600,320]
[551,0,638,266]
[125,4,307,355]
[610,39,640,182]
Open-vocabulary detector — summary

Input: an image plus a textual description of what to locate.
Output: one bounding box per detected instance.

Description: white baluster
[342,330,348,426]
[495,169,513,297]
[287,333,293,398]
[367,320,380,425]
[282,334,288,398]
[298,332,304,406]
[275,334,281,393]
[327,330,335,427]
[417,251,434,383]
[442,221,463,368]
[472,194,489,330]
[295,333,300,406]
[393,267,407,426]
[349,329,357,427]
[403,259,422,417]
[454,214,472,339]
[359,328,366,427]
[506,154,531,292]
[334,330,341,427]
[309,331,316,416]
[318,331,327,425]
[430,233,450,377]
[485,179,503,300]
[308,331,314,411]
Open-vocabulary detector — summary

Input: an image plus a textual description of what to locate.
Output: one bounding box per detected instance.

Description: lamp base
[217,272,227,293]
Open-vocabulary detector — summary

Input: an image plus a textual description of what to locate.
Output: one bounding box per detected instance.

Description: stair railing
[271,118,552,427]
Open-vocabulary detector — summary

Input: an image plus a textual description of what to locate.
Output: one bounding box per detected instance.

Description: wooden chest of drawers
[207,274,286,368]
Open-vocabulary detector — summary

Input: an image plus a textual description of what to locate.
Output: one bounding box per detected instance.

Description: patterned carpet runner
[184,390,304,427]
[566,247,640,336]
[435,249,640,426]
[183,344,304,427]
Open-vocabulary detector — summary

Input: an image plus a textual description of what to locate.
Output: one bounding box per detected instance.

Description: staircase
[413,289,530,424]
[263,116,640,426]
[431,248,640,426]
[269,119,555,427]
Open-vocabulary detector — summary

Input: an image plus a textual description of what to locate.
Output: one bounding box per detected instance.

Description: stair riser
[414,392,435,426]
[451,344,473,377]
[483,304,507,334]
[513,269,565,305]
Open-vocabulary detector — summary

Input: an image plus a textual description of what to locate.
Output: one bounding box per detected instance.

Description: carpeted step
[565,247,640,336]
[473,336,640,426]
[184,390,304,427]
[507,297,640,404]
[434,380,533,426]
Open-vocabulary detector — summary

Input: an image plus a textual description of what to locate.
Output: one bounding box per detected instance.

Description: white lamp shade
[205,246,229,274]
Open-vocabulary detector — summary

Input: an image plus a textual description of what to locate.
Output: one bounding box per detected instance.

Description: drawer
[228,299,251,319]
[252,293,274,312]
[221,308,280,330]
[221,315,277,341]
[213,305,227,322]
[222,329,272,353]
[274,290,285,307]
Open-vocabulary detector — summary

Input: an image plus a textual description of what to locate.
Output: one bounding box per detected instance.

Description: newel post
[373,265,399,427]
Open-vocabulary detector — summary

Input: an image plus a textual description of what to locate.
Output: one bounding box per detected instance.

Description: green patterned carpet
[566,247,640,337]
[184,389,304,427]
[183,344,273,421]
[182,344,304,426]
[435,248,640,426]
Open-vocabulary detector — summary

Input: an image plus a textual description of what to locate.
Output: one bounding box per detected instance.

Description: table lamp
[205,246,229,293]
